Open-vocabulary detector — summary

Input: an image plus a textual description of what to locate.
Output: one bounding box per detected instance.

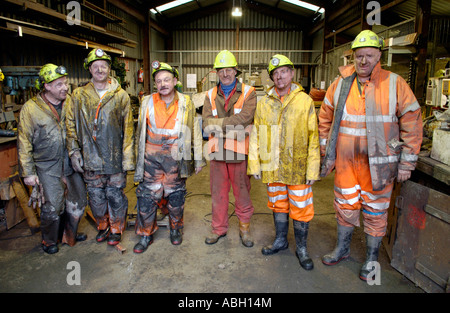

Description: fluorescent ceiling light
[283,0,325,13]
[232,7,242,17]
[150,0,194,14]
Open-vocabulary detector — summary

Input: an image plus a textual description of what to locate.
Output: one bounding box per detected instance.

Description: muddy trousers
[61,172,87,246]
[135,153,186,236]
[209,160,254,236]
[37,171,65,247]
[83,171,128,234]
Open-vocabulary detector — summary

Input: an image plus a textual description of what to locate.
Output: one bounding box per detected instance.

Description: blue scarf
[219,79,237,97]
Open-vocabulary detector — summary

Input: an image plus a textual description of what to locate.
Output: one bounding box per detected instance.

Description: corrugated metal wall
[152,8,317,93]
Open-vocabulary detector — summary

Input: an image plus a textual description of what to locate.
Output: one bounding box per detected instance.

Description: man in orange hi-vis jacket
[202,50,257,247]
[133,62,205,253]
[318,30,423,281]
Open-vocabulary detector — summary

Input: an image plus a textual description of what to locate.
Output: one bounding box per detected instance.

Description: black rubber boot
[359,234,383,281]
[107,233,121,246]
[76,233,87,242]
[170,229,183,245]
[322,224,354,265]
[133,235,153,253]
[261,212,289,255]
[96,226,110,243]
[293,220,314,271]
[42,244,59,254]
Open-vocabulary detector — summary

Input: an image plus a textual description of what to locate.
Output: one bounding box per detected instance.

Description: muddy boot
[107,233,121,246]
[170,229,183,245]
[42,244,59,254]
[133,235,153,253]
[261,212,289,255]
[293,220,314,271]
[322,224,354,266]
[205,232,226,245]
[76,233,87,242]
[359,234,383,281]
[96,226,110,243]
[239,221,254,247]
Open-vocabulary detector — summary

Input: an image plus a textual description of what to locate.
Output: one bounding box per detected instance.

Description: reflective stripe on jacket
[318,63,423,190]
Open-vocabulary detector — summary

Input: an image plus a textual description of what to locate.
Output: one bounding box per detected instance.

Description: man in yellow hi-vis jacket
[247,55,320,271]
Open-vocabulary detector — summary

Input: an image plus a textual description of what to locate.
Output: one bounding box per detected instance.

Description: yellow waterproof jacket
[134,91,206,182]
[65,77,135,174]
[247,83,320,185]
[18,93,72,178]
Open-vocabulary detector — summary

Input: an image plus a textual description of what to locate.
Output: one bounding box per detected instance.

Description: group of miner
[17,30,422,282]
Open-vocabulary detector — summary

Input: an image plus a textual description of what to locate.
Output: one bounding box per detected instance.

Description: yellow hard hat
[268,54,294,76]
[351,30,384,50]
[84,48,112,70]
[37,63,68,90]
[214,50,238,69]
[151,61,179,79]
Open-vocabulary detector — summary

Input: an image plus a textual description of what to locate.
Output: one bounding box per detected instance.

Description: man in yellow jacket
[133,61,205,253]
[18,64,87,254]
[318,30,423,281]
[66,49,135,246]
[248,55,320,270]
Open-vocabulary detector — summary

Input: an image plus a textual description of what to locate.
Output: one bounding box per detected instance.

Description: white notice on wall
[186,74,197,89]
[320,81,325,90]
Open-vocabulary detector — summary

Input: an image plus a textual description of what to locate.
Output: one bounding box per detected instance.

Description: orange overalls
[135,93,186,236]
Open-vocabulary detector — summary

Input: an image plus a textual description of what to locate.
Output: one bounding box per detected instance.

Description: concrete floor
[0,161,422,293]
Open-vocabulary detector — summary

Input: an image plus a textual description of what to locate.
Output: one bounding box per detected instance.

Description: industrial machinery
[426,74,450,109]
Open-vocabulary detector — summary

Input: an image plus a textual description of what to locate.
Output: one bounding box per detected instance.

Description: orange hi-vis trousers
[334,80,393,237]
[267,183,314,222]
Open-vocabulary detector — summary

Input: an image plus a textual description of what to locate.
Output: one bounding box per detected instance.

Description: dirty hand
[204,124,223,137]
[195,167,203,174]
[70,150,84,173]
[24,175,39,186]
[397,169,411,182]
[27,183,45,209]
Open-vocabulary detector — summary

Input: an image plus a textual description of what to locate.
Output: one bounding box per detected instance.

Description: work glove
[28,183,45,209]
[70,150,84,173]
[24,175,39,186]
[306,180,317,185]
[397,169,411,182]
